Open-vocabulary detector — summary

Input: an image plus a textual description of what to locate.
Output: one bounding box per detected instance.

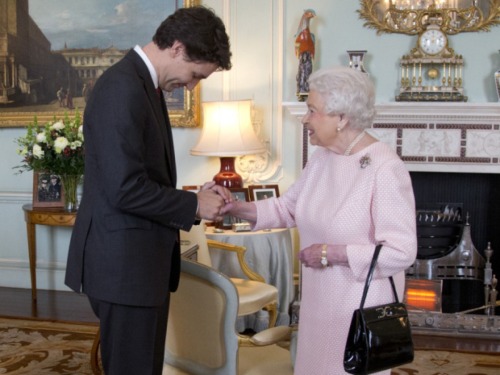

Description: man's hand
[200,181,233,203]
[196,181,233,221]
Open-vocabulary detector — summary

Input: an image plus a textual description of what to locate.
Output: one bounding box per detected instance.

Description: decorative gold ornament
[427,67,439,79]
[396,18,466,102]
[358,0,500,35]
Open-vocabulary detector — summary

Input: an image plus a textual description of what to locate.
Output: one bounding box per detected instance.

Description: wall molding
[283,102,500,173]
[0,191,31,204]
[0,259,68,291]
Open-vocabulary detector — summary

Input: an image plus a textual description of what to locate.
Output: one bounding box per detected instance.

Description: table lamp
[191,100,265,188]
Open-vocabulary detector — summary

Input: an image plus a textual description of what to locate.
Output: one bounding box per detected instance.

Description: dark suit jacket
[65,50,197,307]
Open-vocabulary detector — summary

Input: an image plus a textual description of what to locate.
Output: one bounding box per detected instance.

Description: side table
[22,204,199,303]
[206,227,294,332]
[22,204,76,302]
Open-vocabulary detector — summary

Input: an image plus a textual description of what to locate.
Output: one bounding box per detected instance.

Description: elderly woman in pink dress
[222,66,417,374]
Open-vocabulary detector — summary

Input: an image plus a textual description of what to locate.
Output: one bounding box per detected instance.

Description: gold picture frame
[168,84,200,128]
[0,0,200,128]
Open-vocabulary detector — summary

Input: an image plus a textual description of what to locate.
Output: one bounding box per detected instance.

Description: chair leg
[91,328,101,375]
[264,302,278,328]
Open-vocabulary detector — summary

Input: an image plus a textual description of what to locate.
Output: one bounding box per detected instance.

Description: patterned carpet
[0,317,98,374]
[391,349,500,375]
[1,317,500,374]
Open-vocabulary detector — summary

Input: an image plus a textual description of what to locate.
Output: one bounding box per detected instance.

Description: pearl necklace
[344,131,366,156]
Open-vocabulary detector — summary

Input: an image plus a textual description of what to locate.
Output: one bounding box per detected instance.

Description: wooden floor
[1,286,499,354]
[0,286,98,324]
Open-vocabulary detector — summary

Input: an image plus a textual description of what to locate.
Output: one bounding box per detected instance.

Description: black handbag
[343,244,414,374]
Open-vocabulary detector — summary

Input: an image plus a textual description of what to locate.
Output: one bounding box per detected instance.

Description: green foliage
[14,112,85,176]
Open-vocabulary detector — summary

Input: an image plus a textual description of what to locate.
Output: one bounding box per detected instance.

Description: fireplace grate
[407,203,485,281]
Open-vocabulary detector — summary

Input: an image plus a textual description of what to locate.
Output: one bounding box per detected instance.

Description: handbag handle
[359,244,399,309]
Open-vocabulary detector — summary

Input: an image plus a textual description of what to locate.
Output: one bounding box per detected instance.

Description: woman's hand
[220,200,257,223]
[298,244,326,268]
[196,181,233,222]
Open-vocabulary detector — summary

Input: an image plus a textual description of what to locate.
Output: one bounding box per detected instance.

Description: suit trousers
[88,295,170,375]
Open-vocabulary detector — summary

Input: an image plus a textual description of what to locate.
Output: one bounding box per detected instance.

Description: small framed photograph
[218,188,250,230]
[230,188,250,203]
[182,185,201,193]
[32,172,65,208]
[248,184,280,201]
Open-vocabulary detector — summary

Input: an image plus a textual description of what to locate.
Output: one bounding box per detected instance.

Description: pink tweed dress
[253,141,417,374]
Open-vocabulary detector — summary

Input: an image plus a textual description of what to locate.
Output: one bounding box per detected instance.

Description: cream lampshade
[191,100,265,188]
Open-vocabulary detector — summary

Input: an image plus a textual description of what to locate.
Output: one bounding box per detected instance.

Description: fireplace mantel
[283,102,500,174]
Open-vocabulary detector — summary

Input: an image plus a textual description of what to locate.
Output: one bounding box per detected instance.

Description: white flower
[70,140,82,150]
[36,132,47,143]
[78,125,84,141]
[33,144,44,158]
[51,121,65,130]
[54,136,69,153]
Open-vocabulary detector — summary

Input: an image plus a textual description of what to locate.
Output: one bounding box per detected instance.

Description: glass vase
[60,175,81,212]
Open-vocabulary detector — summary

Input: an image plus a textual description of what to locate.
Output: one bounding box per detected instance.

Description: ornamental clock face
[418,29,447,55]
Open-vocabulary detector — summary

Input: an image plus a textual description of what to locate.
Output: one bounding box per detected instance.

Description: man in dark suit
[65,6,232,375]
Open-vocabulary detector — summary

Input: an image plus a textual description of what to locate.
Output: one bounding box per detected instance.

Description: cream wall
[0,0,499,291]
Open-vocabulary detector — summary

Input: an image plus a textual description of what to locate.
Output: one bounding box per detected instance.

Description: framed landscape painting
[0,0,200,128]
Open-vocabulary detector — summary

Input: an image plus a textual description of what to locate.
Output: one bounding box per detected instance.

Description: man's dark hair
[153,6,232,71]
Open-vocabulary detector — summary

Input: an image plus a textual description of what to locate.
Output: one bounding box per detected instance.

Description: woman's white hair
[308,66,376,130]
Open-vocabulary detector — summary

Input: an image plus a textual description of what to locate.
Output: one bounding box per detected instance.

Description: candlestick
[442,63,446,86]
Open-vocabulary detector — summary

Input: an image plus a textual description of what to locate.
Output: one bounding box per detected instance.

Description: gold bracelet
[321,244,328,267]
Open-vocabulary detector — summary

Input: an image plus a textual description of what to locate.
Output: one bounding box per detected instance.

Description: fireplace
[409,171,500,312]
[284,102,500,318]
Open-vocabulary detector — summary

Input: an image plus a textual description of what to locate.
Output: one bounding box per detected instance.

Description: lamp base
[213,157,243,188]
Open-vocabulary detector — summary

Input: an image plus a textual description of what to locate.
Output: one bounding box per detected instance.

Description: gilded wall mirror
[358,0,500,35]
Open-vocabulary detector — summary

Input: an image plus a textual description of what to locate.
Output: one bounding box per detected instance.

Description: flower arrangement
[15,113,84,211]
[15,112,84,176]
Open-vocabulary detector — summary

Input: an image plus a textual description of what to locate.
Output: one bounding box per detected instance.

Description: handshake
[195,181,257,223]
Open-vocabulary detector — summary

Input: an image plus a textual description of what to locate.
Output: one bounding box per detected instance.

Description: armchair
[162,259,293,374]
[89,223,279,375]
[180,222,278,328]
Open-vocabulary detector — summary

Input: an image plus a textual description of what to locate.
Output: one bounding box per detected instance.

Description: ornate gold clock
[396,18,466,102]
[418,24,447,56]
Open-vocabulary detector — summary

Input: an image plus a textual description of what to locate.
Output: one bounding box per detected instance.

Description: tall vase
[60,175,81,212]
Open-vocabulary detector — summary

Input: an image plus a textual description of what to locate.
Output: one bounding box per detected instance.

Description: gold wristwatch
[321,244,328,267]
